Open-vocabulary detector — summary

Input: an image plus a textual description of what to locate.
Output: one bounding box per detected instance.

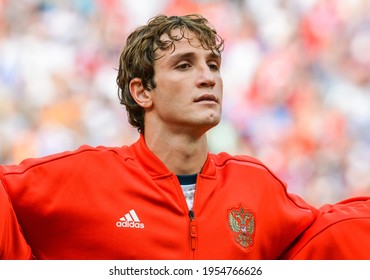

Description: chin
[202,117,221,130]
[186,113,222,132]
[208,113,222,125]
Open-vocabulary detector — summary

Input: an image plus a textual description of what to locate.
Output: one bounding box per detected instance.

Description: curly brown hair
[116,14,224,133]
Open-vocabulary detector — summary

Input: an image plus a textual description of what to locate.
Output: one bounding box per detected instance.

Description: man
[0,14,369,260]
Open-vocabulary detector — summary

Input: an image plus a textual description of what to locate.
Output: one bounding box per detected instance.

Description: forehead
[162,28,200,43]
[154,29,218,60]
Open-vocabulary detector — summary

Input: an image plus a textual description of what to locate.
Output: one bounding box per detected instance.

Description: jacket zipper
[188,209,197,255]
[173,174,198,258]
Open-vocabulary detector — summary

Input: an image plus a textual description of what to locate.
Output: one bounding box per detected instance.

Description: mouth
[194,94,218,103]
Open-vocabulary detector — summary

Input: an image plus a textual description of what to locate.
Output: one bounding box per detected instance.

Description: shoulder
[0,144,132,176]
[209,151,288,190]
[209,152,316,212]
[0,144,133,200]
[210,151,278,176]
[211,151,263,164]
[283,197,370,259]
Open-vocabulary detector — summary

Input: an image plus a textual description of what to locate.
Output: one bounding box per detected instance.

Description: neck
[144,130,209,175]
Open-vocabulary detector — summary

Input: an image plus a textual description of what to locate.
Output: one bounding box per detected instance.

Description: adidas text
[116,221,145,229]
[116,209,145,229]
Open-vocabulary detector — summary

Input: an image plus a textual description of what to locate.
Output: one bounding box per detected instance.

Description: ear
[129,78,153,108]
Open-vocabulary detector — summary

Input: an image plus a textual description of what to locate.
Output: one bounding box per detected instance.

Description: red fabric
[281,197,370,259]
[0,135,317,259]
[0,180,32,259]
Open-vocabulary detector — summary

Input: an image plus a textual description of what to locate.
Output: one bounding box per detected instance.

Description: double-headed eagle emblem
[228,205,255,249]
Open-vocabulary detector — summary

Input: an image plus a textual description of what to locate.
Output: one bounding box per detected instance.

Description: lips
[194,94,218,103]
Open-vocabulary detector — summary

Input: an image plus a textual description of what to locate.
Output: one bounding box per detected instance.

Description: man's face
[147,29,223,136]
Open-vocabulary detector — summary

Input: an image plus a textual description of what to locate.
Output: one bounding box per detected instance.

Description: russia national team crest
[227,205,256,250]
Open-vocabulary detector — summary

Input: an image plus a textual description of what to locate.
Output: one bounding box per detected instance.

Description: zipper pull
[189,210,197,250]
[188,210,195,221]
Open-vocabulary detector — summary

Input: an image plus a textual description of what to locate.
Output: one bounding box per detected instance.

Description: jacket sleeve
[281,196,370,260]
[0,179,32,259]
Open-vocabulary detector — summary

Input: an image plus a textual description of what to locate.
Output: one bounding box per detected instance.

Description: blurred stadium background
[0,0,369,206]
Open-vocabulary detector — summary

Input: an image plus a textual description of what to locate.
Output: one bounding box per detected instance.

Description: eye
[176,63,191,70]
[208,62,220,71]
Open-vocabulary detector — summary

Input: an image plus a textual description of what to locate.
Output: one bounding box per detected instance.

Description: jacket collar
[129,134,216,178]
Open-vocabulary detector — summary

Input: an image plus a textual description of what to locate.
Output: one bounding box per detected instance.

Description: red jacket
[281,197,370,260]
[0,135,318,259]
[0,180,32,259]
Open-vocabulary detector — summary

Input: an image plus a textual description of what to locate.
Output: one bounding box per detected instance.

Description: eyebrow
[167,51,221,66]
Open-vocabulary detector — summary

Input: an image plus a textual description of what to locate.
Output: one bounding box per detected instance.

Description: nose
[196,65,216,88]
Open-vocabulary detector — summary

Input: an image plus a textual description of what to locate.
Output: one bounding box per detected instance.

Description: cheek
[152,85,187,114]
[217,76,223,90]
[156,80,189,103]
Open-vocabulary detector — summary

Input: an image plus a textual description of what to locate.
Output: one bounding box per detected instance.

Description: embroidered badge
[228,205,255,250]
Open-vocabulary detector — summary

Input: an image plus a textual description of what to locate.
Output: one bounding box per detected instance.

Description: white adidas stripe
[120,209,140,222]
[129,209,140,222]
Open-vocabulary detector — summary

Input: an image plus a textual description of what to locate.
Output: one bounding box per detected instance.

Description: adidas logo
[116,209,145,229]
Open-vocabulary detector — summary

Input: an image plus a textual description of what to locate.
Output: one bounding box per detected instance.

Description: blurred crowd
[0,0,370,206]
